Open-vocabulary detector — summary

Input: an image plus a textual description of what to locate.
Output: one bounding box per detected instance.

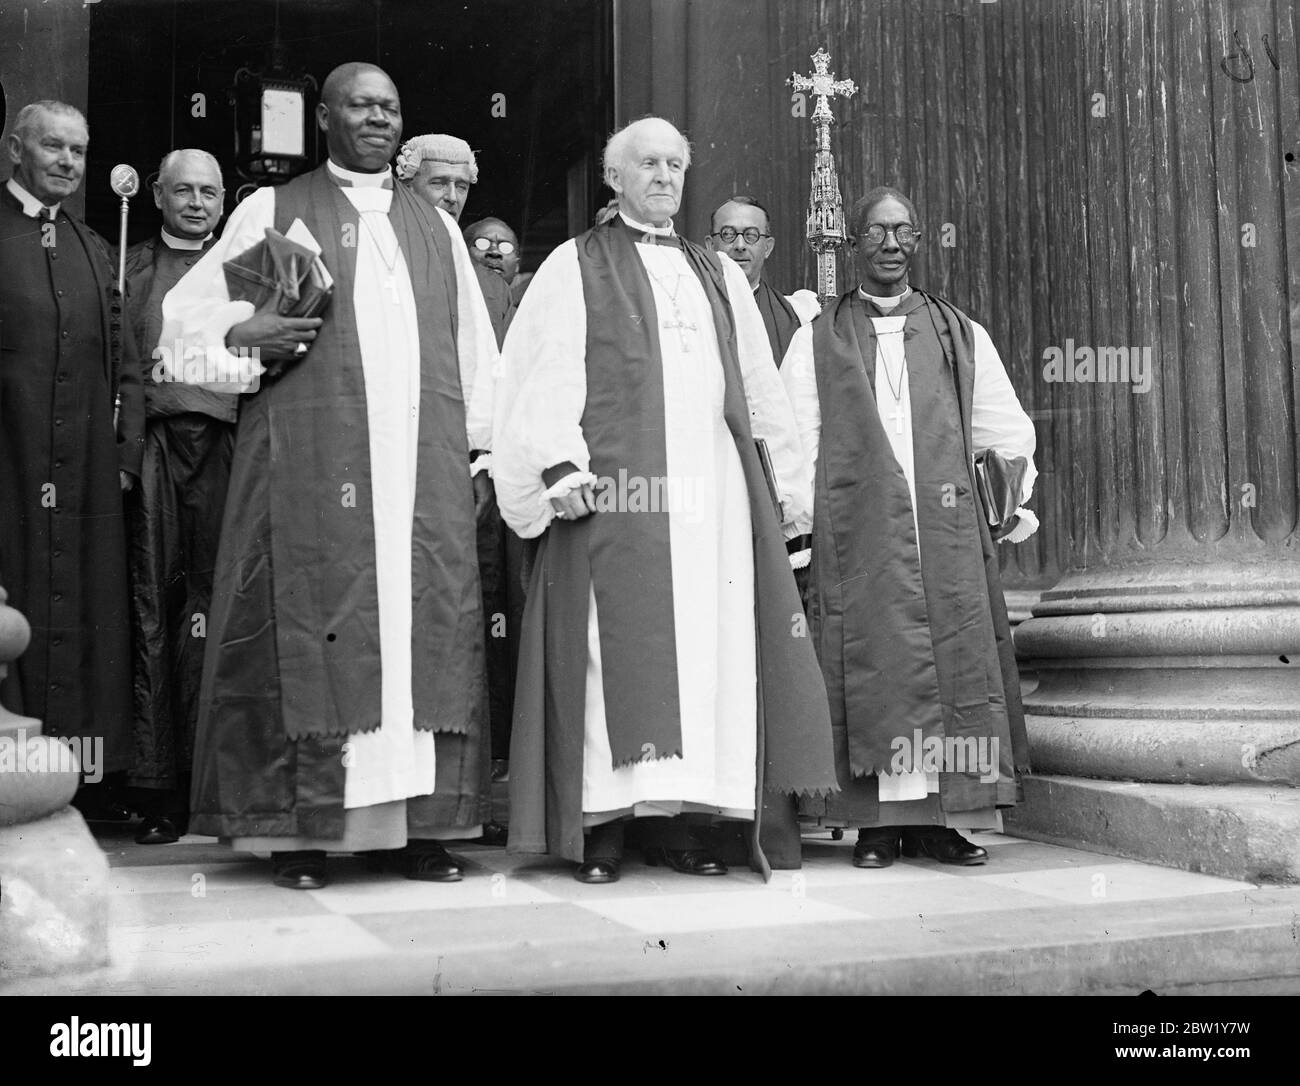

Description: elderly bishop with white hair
[494,117,836,883]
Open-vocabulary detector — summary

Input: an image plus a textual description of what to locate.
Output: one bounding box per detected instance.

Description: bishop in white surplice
[493,118,833,880]
[156,67,497,867]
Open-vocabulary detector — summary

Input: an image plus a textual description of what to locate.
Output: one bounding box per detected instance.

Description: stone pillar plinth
[0,585,109,981]
[1009,560,1300,880]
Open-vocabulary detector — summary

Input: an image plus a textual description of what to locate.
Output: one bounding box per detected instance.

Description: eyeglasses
[711,226,770,244]
[471,236,516,255]
[860,224,921,246]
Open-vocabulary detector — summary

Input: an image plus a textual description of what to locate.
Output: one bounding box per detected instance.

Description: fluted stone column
[992,0,1300,884]
[0,584,110,981]
[1003,0,1300,883]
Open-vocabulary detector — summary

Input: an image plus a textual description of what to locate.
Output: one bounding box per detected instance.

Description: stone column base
[1004,775,1300,883]
[0,806,110,981]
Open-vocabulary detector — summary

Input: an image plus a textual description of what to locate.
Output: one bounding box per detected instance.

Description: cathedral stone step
[1005,774,1300,883]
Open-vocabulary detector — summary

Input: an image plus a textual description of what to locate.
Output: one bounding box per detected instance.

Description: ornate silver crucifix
[788,48,857,306]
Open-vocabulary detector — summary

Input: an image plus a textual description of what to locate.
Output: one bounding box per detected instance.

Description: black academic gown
[471,262,525,762]
[0,185,144,771]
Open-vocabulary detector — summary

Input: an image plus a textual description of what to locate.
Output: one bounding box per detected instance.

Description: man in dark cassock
[463,213,533,795]
[782,187,1038,868]
[706,196,818,366]
[160,63,499,889]
[0,100,144,813]
[124,148,233,845]
[495,117,837,884]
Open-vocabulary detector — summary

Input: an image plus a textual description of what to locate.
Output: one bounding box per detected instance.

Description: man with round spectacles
[465,216,533,311]
[706,196,819,367]
[782,185,1039,871]
[859,223,921,246]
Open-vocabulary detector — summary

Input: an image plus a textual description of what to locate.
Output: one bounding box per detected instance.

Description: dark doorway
[87,0,613,273]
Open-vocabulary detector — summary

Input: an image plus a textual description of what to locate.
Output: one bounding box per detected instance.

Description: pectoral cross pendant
[384,275,400,305]
[662,310,697,352]
[890,403,906,435]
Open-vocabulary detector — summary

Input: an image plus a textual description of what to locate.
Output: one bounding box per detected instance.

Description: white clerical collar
[327,159,394,189]
[859,284,912,310]
[6,177,59,219]
[160,228,210,250]
[619,210,674,237]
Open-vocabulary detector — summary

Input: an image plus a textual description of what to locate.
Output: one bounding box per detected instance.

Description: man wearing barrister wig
[395,133,514,346]
[159,62,498,889]
[399,135,525,834]
[494,117,836,884]
[781,186,1037,868]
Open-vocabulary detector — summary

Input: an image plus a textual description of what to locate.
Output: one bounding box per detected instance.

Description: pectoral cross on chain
[384,275,400,305]
[889,403,906,435]
[662,310,698,352]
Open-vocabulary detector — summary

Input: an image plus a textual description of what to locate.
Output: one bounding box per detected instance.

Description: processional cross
[788,48,857,306]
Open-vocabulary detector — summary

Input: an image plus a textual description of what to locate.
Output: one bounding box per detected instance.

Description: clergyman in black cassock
[124,149,235,845]
[0,100,144,806]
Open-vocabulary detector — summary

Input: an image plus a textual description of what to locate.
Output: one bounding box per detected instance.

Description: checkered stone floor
[8,826,1300,995]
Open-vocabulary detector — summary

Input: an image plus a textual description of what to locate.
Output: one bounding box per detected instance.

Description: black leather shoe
[135,816,184,845]
[271,850,328,890]
[644,847,728,876]
[478,821,508,847]
[377,841,464,882]
[900,828,988,866]
[575,859,621,883]
[852,831,899,868]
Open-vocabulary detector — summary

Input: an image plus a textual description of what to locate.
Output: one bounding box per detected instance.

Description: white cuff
[789,548,811,570]
[541,470,597,505]
[471,453,493,478]
[1000,507,1039,544]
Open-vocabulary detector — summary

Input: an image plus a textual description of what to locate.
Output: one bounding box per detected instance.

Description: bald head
[157,148,222,187]
[602,117,691,227]
[320,62,390,108]
[153,148,224,240]
[317,62,402,173]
